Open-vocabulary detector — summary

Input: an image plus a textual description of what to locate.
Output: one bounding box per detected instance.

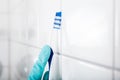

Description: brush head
[53,12,62,29]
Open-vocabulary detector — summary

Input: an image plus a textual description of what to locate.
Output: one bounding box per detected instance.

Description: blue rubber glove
[28,45,51,80]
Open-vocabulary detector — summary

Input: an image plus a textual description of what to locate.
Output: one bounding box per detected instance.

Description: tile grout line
[10,39,120,72]
[7,0,11,79]
[112,0,116,80]
[62,54,120,72]
[10,39,41,49]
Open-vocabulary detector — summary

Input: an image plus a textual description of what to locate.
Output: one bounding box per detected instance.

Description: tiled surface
[115,0,120,69]
[115,47,120,69]
[115,71,120,80]
[10,42,40,80]
[115,0,120,79]
[10,14,28,43]
[0,40,8,66]
[10,13,50,48]
[62,0,113,67]
[0,0,9,80]
[62,56,112,80]
[26,13,50,48]
[0,0,8,13]
[0,67,8,80]
[9,0,42,15]
[0,14,8,40]
[0,0,120,80]
[10,0,62,48]
[0,14,8,27]
[9,0,27,14]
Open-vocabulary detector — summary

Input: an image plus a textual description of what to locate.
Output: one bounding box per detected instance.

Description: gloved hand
[28,45,51,80]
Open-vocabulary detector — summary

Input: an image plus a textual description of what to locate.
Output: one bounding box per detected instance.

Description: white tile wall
[10,14,28,42]
[115,0,120,79]
[10,13,49,48]
[0,14,8,27]
[0,0,8,13]
[0,40,8,66]
[25,0,61,48]
[26,13,49,48]
[10,42,40,80]
[0,0,120,80]
[10,0,62,48]
[8,0,61,79]
[9,0,62,80]
[115,47,120,69]
[115,0,120,69]
[62,56,112,80]
[10,0,42,15]
[0,67,8,80]
[0,41,8,80]
[115,71,120,80]
[62,0,113,67]
[0,14,8,40]
[0,0,9,80]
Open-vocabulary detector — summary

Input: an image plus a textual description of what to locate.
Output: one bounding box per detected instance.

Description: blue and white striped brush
[53,12,62,29]
[49,11,62,80]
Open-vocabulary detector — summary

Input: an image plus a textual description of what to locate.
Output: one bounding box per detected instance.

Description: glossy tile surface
[62,0,113,67]
[0,67,8,80]
[62,56,112,80]
[115,71,120,80]
[0,40,8,66]
[0,14,8,40]
[0,0,8,13]
[115,0,120,69]
[10,42,40,80]
[9,0,60,48]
